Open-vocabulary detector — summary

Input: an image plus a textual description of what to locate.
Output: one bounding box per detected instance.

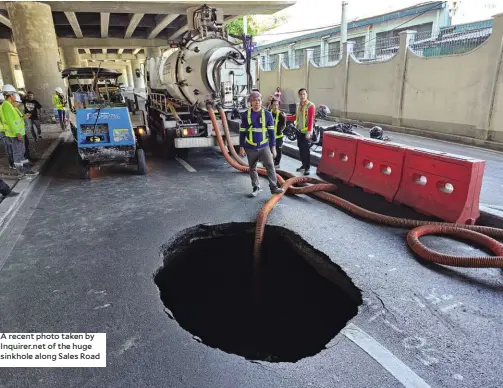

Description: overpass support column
[126,61,134,89]
[0,51,16,87]
[6,1,64,110]
[145,47,162,58]
[61,47,81,68]
[131,58,145,90]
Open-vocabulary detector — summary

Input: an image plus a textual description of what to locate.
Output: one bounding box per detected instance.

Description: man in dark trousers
[269,98,286,169]
[295,88,316,175]
[0,178,18,198]
[23,91,43,140]
[239,91,284,197]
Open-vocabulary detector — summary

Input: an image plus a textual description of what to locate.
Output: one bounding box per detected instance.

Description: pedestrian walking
[23,91,43,140]
[239,91,284,197]
[274,87,282,105]
[269,98,286,169]
[2,84,38,177]
[0,93,14,169]
[0,178,18,198]
[52,87,67,131]
[295,88,316,175]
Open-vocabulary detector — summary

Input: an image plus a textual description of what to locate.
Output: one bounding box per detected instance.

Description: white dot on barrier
[438,182,454,194]
[381,166,392,175]
[414,175,427,186]
[364,161,373,169]
[339,154,348,162]
[328,151,335,158]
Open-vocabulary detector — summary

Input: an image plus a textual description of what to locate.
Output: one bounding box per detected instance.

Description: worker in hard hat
[0,92,14,169]
[13,93,33,163]
[239,90,284,197]
[52,87,67,131]
[1,84,38,176]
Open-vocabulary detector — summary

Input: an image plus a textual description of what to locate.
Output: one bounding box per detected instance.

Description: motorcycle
[283,113,298,141]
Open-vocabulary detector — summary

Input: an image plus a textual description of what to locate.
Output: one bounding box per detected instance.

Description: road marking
[175,157,196,172]
[342,323,432,388]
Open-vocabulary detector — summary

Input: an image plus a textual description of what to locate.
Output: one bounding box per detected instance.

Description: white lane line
[175,157,196,172]
[342,323,431,388]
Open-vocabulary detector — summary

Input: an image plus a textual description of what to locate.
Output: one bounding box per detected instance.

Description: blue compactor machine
[62,67,147,179]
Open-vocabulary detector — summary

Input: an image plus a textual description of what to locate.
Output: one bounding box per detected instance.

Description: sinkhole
[154,222,362,363]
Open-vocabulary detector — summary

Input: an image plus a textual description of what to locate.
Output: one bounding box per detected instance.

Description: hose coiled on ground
[207,105,503,269]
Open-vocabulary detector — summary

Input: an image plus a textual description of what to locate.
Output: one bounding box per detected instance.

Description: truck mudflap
[174,135,239,149]
[78,145,137,164]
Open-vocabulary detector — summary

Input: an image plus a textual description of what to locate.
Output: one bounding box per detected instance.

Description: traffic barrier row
[317,131,486,224]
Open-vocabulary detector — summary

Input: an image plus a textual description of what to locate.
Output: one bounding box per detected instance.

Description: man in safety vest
[239,91,284,197]
[0,92,14,169]
[295,88,316,175]
[2,84,38,176]
[52,87,67,131]
[269,98,286,169]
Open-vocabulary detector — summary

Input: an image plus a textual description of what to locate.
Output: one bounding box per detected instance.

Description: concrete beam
[102,48,107,55]
[0,14,11,29]
[124,13,144,39]
[15,1,296,15]
[84,48,91,55]
[64,12,83,38]
[0,39,16,53]
[81,53,146,60]
[147,14,179,39]
[118,48,124,54]
[132,48,141,55]
[58,37,167,49]
[101,12,110,38]
[168,15,238,41]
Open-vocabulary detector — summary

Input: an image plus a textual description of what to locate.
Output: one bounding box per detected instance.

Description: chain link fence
[410,26,492,57]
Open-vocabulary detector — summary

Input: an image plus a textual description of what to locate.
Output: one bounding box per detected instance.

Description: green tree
[225,15,286,36]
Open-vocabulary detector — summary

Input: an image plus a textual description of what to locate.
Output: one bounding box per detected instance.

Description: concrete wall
[257,13,503,143]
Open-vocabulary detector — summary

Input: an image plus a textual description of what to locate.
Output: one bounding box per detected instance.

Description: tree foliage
[225,15,286,37]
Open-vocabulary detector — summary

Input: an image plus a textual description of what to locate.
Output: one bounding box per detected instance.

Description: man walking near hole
[23,91,43,140]
[295,88,315,175]
[53,87,67,131]
[269,98,286,169]
[239,91,284,197]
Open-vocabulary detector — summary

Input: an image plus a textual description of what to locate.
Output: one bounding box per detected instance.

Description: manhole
[154,222,362,363]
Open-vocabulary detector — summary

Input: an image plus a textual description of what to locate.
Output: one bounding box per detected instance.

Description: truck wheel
[77,154,90,180]
[137,148,147,175]
[165,131,176,160]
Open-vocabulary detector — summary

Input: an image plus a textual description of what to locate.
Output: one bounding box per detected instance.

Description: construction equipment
[62,67,147,179]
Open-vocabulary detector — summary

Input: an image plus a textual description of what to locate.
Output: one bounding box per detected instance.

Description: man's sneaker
[271,186,284,195]
[296,166,305,172]
[249,187,260,197]
[24,170,39,177]
[303,169,311,176]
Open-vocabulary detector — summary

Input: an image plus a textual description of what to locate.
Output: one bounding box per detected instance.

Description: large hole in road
[154,223,362,363]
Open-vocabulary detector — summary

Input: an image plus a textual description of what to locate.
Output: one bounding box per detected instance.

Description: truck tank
[147,5,249,110]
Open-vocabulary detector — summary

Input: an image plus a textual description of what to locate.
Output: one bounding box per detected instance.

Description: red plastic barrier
[349,139,407,202]
[317,131,359,183]
[394,148,485,224]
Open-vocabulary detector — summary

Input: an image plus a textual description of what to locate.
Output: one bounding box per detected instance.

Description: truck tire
[77,155,90,180]
[137,148,147,175]
[176,148,188,159]
[165,130,176,160]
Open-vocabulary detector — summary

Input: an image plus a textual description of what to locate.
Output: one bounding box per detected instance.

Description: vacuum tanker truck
[144,4,256,159]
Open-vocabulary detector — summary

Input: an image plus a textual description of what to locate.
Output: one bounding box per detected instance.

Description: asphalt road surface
[313,119,503,211]
[0,140,501,388]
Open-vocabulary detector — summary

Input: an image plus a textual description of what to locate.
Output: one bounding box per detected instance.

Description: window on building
[375,22,434,57]
[312,46,321,64]
[294,49,305,67]
[327,42,341,61]
[260,56,266,69]
[351,36,366,59]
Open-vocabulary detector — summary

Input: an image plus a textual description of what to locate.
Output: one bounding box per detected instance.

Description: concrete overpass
[0,0,295,108]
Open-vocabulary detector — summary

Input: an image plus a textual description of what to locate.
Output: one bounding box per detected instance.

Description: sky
[254,0,503,44]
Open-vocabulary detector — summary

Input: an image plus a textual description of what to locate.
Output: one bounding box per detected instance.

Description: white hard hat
[55,87,63,94]
[14,93,21,103]
[2,84,16,94]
